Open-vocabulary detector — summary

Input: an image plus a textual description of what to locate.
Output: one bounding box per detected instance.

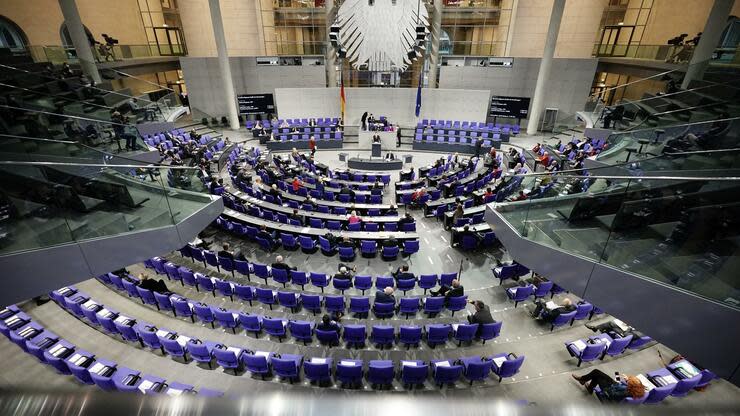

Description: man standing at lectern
[396,125,402,147]
[361,111,368,131]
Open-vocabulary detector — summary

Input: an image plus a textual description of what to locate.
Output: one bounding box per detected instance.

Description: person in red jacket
[309,135,317,156]
[292,177,302,192]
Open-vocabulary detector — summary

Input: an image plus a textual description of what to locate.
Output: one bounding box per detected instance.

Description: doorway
[597,25,635,57]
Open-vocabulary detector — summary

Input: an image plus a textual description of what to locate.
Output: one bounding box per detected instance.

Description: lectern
[371,142,381,157]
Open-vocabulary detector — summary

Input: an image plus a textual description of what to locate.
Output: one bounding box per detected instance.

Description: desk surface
[347,157,403,171]
[257,183,391,210]
[444,204,486,218]
[451,223,491,233]
[223,208,418,240]
[230,190,401,223]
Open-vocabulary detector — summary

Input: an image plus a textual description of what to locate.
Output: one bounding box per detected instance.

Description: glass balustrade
[0,160,213,256]
[595,117,740,165]
[494,168,740,308]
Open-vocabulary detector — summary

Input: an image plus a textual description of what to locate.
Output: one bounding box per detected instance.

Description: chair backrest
[349,297,370,311]
[277,291,298,306]
[479,321,503,340]
[644,385,675,403]
[371,326,395,342]
[399,326,422,342]
[499,355,525,377]
[325,295,345,310]
[399,297,420,311]
[243,354,269,373]
[582,343,606,360]
[343,325,366,341]
[672,373,702,395]
[573,302,593,320]
[402,364,429,383]
[428,325,451,340]
[455,324,478,339]
[467,360,493,380]
[606,335,633,355]
[419,274,438,288]
[315,329,339,344]
[354,275,372,289]
[439,273,457,287]
[304,362,331,379]
[272,357,299,377]
[447,296,468,310]
[424,296,444,311]
[375,276,394,289]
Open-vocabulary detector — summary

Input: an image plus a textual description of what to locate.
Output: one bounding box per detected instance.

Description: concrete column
[58,0,101,84]
[208,0,239,130]
[427,0,443,88]
[526,0,565,135]
[504,0,519,56]
[325,0,337,87]
[681,0,735,89]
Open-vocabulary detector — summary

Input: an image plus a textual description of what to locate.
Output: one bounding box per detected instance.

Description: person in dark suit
[361,111,368,131]
[382,237,399,249]
[317,314,341,333]
[137,273,170,294]
[474,137,484,157]
[271,255,296,272]
[396,125,402,147]
[289,209,303,224]
[467,300,495,336]
[333,266,354,286]
[453,224,481,247]
[374,287,396,304]
[532,298,575,323]
[431,279,463,303]
[392,264,415,281]
[268,184,280,201]
[217,243,234,260]
[256,225,276,249]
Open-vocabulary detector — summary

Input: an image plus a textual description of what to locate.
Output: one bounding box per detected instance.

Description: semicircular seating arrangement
[96,269,497,349]
[0,304,224,397]
[50,284,520,389]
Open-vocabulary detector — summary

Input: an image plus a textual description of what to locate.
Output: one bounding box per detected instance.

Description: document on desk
[155,329,169,338]
[451,323,459,331]
[545,301,558,310]
[613,319,629,332]
[435,361,451,368]
[637,374,655,391]
[571,340,587,351]
[492,357,507,368]
[82,299,97,309]
[311,358,327,364]
[166,388,183,397]
[226,347,241,355]
[659,375,678,385]
[138,380,154,394]
[175,336,190,347]
[255,351,271,358]
[89,362,105,375]
[401,360,418,367]
[340,360,357,366]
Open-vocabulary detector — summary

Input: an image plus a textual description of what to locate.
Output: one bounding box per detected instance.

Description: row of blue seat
[154,255,455,297]
[0,304,223,396]
[50,289,522,388]
[213,216,421,259]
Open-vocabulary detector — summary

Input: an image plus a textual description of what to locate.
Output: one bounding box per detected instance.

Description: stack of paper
[492,357,507,368]
[571,340,587,351]
[311,358,327,364]
[340,360,357,366]
[435,361,451,368]
[138,380,154,394]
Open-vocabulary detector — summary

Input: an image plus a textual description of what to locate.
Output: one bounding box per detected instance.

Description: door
[597,25,635,57]
[152,27,187,56]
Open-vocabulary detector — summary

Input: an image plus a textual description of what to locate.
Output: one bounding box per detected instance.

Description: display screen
[489,95,530,118]
[237,94,275,114]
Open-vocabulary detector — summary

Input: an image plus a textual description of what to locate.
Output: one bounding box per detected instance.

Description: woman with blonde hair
[572,369,645,402]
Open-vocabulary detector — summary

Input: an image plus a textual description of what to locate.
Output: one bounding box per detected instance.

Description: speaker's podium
[371,142,381,157]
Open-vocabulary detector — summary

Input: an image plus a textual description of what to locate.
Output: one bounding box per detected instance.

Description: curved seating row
[161,253,452,297]
[216,211,420,254]
[564,333,651,367]
[0,304,223,397]
[52,285,521,388]
[145,257,471,320]
[255,176,385,204]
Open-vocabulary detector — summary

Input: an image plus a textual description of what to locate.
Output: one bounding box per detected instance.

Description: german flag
[340,71,346,121]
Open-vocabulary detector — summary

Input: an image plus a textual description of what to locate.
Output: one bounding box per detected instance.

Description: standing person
[474,137,484,157]
[309,135,317,156]
[361,111,369,131]
[396,124,402,147]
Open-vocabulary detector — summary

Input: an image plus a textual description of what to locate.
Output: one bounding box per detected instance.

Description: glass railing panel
[596,117,740,165]
[0,161,214,256]
[599,177,740,307]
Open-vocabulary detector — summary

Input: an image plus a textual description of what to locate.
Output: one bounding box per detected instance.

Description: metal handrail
[0,104,129,126]
[0,63,157,105]
[0,82,113,111]
[0,160,203,170]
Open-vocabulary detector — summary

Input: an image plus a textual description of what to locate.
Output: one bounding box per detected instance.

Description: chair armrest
[507,352,518,359]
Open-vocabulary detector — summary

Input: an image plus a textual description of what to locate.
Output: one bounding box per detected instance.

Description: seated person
[289,208,303,224]
[467,300,496,336]
[217,243,235,260]
[137,273,170,294]
[398,213,414,227]
[453,225,481,247]
[271,255,296,271]
[392,264,416,281]
[333,265,355,285]
[316,314,341,333]
[382,237,399,250]
[572,370,645,402]
[585,319,646,340]
[385,205,398,216]
[347,211,362,225]
[256,225,276,249]
[410,187,427,206]
[531,298,575,322]
[374,286,396,304]
[431,279,463,303]
[337,236,356,253]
